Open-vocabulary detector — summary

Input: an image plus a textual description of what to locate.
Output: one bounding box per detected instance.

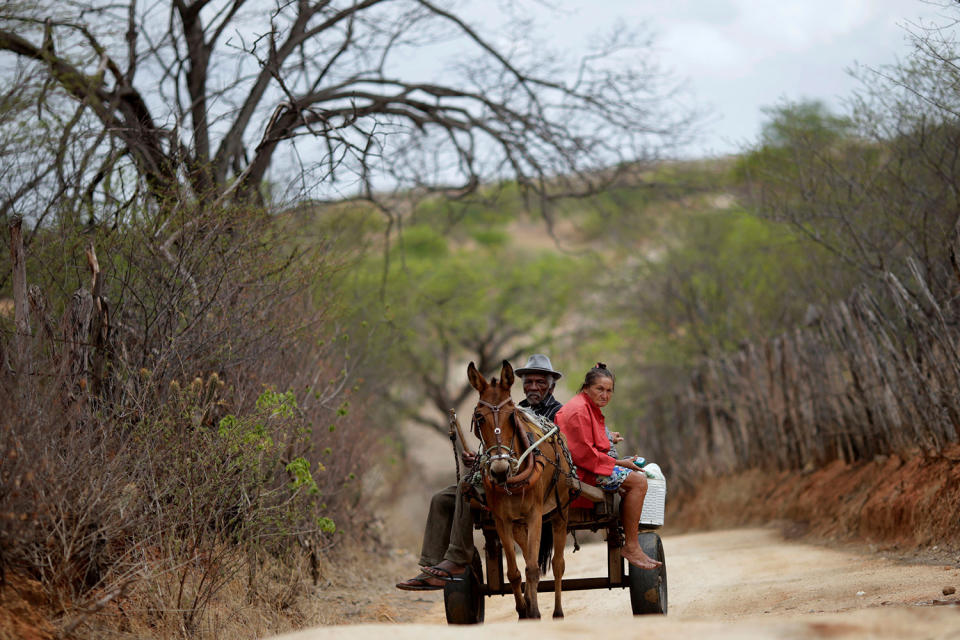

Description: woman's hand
[615,457,643,471]
[609,431,624,444]
[461,451,478,466]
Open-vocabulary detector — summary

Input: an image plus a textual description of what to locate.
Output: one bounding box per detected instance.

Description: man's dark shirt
[519,393,563,422]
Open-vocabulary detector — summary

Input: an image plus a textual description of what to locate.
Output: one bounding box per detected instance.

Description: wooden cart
[443,480,668,624]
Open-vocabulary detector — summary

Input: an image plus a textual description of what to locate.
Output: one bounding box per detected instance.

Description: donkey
[467,360,572,619]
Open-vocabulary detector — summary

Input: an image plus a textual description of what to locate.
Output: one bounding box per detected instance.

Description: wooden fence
[640,261,960,486]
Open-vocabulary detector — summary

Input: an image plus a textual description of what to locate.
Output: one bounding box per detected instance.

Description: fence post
[9,217,31,374]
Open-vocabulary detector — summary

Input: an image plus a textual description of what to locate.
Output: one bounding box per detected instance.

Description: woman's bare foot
[622,545,662,570]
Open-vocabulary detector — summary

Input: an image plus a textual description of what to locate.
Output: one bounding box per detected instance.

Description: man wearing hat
[395,354,564,591]
[515,353,563,422]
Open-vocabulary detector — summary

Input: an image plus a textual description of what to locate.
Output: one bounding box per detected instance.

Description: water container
[639,464,666,528]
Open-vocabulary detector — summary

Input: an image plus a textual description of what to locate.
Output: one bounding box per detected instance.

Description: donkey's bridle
[474,397,521,474]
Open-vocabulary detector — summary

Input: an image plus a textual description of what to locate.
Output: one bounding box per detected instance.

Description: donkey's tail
[538,521,553,574]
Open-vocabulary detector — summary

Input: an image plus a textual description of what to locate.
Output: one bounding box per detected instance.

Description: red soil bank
[670,443,960,551]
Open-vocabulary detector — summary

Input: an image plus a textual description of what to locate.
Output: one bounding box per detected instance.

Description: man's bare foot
[622,546,662,570]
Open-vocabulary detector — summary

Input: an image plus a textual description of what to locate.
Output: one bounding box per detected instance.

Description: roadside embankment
[669,443,960,554]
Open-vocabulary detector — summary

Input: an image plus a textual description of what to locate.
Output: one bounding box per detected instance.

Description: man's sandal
[395,571,445,591]
[423,564,467,581]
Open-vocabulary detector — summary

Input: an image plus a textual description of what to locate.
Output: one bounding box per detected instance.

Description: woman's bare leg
[619,472,662,570]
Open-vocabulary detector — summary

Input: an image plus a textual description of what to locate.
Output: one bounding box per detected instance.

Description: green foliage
[159,385,336,537]
[256,389,298,418]
[736,92,960,302]
[641,207,820,358]
[316,516,336,533]
[757,100,852,149]
[411,182,526,233]
[399,225,449,259]
[471,228,509,247]
[215,389,305,461]
[567,185,659,243]
[568,196,830,429]
[373,230,584,349]
[735,100,852,186]
[307,152,838,442]
[565,160,738,247]
[286,457,322,495]
[327,212,591,429]
[218,414,275,454]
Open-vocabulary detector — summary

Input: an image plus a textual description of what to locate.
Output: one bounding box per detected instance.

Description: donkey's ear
[499,360,514,390]
[467,361,488,392]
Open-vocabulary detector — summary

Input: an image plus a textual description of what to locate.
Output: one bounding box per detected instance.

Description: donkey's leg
[519,510,543,620]
[551,512,567,619]
[494,517,527,619]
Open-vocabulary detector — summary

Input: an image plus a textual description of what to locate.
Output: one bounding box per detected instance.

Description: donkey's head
[467,360,517,484]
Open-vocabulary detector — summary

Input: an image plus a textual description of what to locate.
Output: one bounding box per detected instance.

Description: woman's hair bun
[579,361,614,392]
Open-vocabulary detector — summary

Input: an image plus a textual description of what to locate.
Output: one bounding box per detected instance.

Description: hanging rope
[448,408,463,484]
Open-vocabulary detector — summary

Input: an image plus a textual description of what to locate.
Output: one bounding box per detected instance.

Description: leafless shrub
[1,201,372,638]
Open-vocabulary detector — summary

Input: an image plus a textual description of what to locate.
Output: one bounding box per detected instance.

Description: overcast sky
[517,0,953,158]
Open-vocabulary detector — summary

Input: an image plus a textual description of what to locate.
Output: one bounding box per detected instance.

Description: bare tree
[0,0,691,228]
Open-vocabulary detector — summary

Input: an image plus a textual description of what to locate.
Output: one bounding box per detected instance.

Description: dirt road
[273,528,960,639]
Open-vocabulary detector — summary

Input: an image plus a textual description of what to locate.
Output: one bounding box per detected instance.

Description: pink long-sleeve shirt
[555,391,615,484]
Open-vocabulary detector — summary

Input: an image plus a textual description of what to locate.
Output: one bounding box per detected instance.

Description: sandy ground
[274,527,960,639]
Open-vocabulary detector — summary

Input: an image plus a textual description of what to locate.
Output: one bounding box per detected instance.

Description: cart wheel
[628,531,667,615]
[444,554,485,624]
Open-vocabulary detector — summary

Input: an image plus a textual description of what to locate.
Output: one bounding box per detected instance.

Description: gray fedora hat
[514,354,562,380]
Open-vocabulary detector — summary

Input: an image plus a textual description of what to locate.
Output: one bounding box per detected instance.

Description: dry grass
[0,529,435,639]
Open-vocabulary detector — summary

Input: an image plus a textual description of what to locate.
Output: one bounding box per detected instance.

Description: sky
[514,0,954,157]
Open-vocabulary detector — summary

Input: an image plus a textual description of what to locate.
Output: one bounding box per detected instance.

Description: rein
[515,423,558,469]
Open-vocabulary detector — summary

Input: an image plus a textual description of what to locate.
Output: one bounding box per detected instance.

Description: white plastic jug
[639,464,666,527]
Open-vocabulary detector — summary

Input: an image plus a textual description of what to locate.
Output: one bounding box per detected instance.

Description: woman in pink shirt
[555,363,662,570]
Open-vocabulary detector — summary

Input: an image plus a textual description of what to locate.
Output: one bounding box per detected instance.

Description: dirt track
[272,528,960,639]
